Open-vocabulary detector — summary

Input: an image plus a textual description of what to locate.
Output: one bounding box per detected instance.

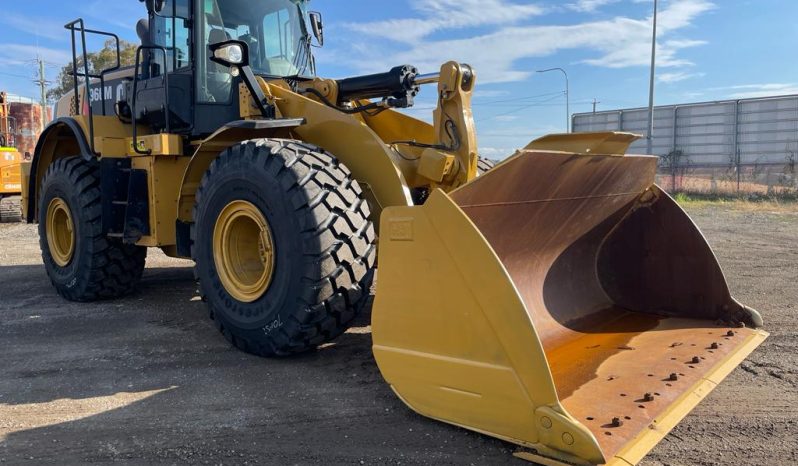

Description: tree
[48,39,138,103]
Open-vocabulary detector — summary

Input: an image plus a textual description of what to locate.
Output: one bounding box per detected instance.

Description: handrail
[64,18,122,154]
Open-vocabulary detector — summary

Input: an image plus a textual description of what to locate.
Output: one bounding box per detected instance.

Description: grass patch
[672,191,798,212]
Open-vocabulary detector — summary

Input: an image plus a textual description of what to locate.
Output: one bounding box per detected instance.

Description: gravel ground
[0,204,796,465]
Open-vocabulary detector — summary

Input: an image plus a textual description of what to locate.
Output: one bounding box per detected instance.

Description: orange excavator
[0,92,23,222]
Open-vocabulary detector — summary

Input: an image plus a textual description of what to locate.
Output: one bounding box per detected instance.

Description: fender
[268,83,415,213]
[25,117,94,222]
[173,118,305,257]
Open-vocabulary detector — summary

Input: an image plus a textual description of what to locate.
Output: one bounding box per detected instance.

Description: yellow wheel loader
[0,91,23,223]
[26,1,767,464]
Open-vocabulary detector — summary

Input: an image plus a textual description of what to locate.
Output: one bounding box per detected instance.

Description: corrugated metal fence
[572,95,798,193]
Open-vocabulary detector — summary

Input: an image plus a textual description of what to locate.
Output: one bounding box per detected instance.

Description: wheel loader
[0,91,23,222]
[26,1,767,464]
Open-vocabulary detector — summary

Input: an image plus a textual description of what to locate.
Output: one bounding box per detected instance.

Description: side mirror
[309,11,324,47]
[209,40,273,118]
[209,40,249,68]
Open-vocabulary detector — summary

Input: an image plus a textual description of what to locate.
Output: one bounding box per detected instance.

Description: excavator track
[0,195,22,223]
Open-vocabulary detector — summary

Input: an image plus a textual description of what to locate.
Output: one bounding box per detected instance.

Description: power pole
[34,56,49,132]
[646,0,658,155]
[592,98,600,114]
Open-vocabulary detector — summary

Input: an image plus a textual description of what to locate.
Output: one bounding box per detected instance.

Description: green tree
[48,39,138,103]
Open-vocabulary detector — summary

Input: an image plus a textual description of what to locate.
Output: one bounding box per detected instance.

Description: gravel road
[0,204,795,465]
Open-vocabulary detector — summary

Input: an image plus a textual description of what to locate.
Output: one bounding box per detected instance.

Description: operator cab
[131,0,318,137]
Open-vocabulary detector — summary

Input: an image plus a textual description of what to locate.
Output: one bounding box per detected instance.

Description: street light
[537,68,570,133]
[646,0,659,155]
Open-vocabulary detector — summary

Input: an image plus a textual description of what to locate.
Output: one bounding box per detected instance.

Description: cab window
[154,0,191,72]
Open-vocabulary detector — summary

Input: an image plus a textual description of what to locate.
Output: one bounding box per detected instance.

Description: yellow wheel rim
[46,198,75,267]
[213,200,276,303]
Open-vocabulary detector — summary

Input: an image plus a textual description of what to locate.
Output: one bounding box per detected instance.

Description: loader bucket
[372,146,767,465]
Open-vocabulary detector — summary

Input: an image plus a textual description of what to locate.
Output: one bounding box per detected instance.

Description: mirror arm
[239,65,275,118]
[208,40,275,119]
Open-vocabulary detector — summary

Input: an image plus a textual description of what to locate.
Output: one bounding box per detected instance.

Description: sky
[1,0,797,159]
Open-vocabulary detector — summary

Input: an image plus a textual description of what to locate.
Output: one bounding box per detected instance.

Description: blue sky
[1,0,796,158]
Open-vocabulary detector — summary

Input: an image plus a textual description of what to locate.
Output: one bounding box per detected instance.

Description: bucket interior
[450,150,758,459]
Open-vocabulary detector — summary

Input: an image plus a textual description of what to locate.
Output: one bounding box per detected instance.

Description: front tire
[38,157,146,302]
[192,139,376,356]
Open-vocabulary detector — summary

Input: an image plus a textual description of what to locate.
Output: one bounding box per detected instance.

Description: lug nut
[669,373,679,381]
[710,342,719,349]
[726,330,735,337]
[611,417,623,427]
[643,393,655,402]
[691,356,701,364]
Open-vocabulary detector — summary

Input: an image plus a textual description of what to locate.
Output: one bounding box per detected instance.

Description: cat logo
[130,140,148,153]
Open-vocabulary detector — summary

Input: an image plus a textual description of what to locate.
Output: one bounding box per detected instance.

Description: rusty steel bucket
[372,134,767,465]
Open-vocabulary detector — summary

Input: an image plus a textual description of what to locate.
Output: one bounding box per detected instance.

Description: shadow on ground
[0,263,514,465]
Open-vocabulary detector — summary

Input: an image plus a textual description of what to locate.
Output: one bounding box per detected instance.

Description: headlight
[213,44,245,66]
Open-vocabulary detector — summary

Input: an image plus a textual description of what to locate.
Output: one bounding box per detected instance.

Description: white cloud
[0,44,71,67]
[658,71,705,83]
[478,146,514,159]
[333,0,715,84]
[348,0,545,43]
[6,15,70,42]
[82,0,141,34]
[473,90,511,98]
[716,83,798,99]
[680,91,705,100]
[474,123,566,159]
[567,0,621,13]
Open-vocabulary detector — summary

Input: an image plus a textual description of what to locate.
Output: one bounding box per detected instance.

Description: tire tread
[39,157,146,302]
[192,140,375,356]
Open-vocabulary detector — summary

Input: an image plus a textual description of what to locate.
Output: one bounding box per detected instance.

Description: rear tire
[192,139,376,356]
[38,157,147,302]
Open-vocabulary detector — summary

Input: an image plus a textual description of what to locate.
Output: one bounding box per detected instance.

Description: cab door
[134,0,194,132]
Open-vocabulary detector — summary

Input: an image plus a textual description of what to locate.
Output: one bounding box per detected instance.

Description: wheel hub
[46,197,75,267]
[213,200,275,303]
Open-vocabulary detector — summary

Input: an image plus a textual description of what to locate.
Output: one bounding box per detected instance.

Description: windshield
[204,0,314,77]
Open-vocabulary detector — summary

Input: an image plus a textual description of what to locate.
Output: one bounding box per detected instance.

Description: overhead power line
[475,91,565,106]
[475,93,566,123]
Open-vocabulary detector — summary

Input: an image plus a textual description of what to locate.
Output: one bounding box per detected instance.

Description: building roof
[3,94,38,105]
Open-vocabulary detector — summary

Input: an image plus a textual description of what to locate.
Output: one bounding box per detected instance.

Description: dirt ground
[1,204,796,465]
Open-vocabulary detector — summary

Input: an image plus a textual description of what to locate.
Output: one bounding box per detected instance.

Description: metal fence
[573,95,798,194]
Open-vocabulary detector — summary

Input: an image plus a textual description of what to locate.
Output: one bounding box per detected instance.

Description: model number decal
[89,84,126,103]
